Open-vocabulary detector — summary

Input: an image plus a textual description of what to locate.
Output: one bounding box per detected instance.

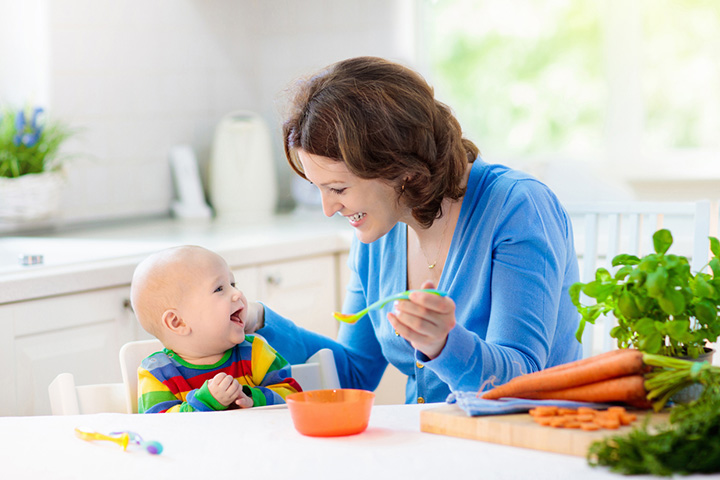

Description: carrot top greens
[587,377,720,475]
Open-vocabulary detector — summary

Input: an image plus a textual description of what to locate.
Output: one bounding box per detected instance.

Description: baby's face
[178,250,248,356]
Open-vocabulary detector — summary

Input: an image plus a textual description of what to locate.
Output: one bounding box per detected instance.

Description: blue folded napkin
[447,391,612,416]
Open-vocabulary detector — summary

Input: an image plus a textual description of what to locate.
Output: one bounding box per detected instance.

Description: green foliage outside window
[425,0,720,158]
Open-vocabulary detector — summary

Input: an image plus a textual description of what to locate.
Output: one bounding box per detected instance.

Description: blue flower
[12,110,25,146]
[30,107,44,130]
[12,107,44,148]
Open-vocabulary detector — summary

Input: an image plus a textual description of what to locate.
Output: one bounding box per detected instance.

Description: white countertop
[0,213,353,304]
[0,404,643,480]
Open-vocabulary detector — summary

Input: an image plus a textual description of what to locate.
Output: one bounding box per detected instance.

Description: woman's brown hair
[283,56,479,228]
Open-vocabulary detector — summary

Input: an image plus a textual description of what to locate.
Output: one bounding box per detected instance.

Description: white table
[0,404,661,480]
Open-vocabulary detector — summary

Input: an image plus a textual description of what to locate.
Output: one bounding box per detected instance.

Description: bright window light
[421,0,720,171]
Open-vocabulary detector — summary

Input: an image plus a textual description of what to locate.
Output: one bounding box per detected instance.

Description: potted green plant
[0,106,76,222]
[570,229,720,359]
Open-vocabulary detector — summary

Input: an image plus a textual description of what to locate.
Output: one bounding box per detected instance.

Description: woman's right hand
[244,301,265,333]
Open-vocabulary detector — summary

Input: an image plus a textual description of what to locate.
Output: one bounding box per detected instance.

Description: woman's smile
[345,212,367,225]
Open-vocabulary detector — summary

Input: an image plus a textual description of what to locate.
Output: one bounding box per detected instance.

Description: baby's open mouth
[230,309,243,325]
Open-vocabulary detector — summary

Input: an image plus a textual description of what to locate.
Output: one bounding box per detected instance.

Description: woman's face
[297,149,407,243]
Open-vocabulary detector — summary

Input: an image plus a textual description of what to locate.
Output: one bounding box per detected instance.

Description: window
[422,0,720,175]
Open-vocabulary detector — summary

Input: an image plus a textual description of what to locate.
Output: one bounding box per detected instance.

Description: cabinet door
[258,255,338,339]
[231,265,260,301]
[8,286,137,416]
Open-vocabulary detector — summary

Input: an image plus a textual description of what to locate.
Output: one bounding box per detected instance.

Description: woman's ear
[162,309,190,335]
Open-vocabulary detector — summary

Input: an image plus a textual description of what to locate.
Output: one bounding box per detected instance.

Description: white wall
[1,0,414,225]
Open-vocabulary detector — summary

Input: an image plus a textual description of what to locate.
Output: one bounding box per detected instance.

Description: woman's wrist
[248,301,265,333]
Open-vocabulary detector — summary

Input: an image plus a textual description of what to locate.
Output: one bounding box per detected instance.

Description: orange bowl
[286,389,375,437]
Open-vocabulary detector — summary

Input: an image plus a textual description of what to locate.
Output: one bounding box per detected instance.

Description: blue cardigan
[259,159,582,403]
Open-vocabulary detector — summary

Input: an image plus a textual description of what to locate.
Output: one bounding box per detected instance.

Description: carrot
[525,348,627,375]
[517,374,650,407]
[619,413,637,425]
[577,406,597,415]
[595,417,620,429]
[529,406,558,417]
[533,416,554,426]
[530,404,637,431]
[481,349,645,400]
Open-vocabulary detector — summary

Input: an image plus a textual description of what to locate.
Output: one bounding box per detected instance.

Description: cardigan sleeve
[257,302,388,392]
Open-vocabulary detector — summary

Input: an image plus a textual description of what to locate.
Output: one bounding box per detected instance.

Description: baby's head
[130,246,248,361]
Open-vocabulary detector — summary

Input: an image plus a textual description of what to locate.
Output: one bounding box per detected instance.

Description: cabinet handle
[266,275,282,286]
[123,298,134,312]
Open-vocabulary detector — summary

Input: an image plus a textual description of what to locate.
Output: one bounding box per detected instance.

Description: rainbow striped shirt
[138,335,301,413]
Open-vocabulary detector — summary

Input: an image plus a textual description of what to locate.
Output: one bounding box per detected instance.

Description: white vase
[0,171,65,222]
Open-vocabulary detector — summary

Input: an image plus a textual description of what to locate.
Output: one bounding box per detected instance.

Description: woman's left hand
[387,281,456,359]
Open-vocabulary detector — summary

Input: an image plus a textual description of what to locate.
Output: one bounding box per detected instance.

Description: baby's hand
[208,372,241,407]
[235,389,253,409]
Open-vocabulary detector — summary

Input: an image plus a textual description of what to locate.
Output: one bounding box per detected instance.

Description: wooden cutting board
[420,404,669,457]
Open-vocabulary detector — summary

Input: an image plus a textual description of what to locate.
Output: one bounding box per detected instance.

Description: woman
[247,56,581,404]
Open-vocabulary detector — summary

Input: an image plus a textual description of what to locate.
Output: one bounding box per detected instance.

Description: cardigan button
[416,361,424,369]
[418,397,425,404]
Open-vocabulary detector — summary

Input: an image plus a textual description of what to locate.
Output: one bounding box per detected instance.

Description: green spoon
[333,288,448,324]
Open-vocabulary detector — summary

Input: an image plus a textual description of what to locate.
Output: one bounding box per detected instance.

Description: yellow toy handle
[75,428,130,451]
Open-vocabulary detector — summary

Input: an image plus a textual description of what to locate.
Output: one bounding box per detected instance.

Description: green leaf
[658,288,686,315]
[634,317,659,336]
[575,317,586,343]
[569,282,582,307]
[629,268,646,286]
[614,265,634,281]
[617,291,642,318]
[664,254,685,270]
[612,254,640,266]
[710,236,720,258]
[693,275,715,298]
[594,267,611,282]
[581,281,614,301]
[694,299,717,325]
[664,319,693,342]
[653,229,673,254]
[638,331,663,353]
[633,294,654,314]
[710,258,720,277]
[645,268,668,298]
[639,255,660,272]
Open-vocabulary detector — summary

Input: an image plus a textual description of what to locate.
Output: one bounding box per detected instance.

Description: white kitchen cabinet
[0,286,142,416]
[256,254,339,339]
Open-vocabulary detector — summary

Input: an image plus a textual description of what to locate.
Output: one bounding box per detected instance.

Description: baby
[130,245,301,413]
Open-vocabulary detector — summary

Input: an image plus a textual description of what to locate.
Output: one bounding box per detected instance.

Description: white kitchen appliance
[169,145,212,220]
[207,111,277,221]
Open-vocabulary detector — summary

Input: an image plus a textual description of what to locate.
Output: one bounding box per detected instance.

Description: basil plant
[570,229,720,358]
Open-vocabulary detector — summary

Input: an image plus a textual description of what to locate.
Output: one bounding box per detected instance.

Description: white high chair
[48,373,127,415]
[49,339,341,415]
